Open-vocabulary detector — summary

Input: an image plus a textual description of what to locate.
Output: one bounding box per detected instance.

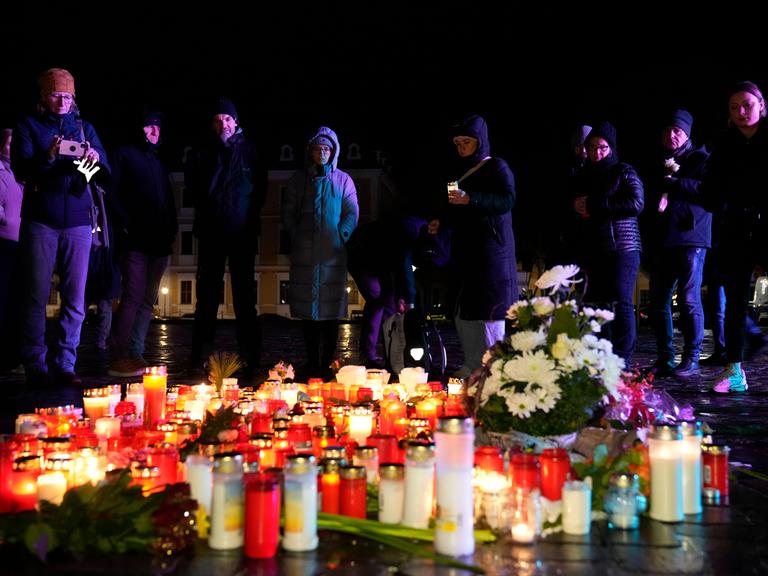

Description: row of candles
[1,364,732,555]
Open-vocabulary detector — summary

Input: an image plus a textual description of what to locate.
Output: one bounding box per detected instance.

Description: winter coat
[703,119,768,259]
[0,157,22,242]
[645,141,711,249]
[281,127,359,320]
[110,139,177,256]
[12,110,108,228]
[186,129,264,244]
[573,160,644,253]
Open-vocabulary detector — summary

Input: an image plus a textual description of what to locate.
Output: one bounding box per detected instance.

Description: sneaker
[712,363,748,393]
[108,358,148,377]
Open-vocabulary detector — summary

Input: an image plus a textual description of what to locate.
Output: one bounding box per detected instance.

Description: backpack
[382,309,446,379]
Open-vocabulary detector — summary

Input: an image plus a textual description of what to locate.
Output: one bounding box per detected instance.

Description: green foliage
[572,443,646,509]
[178,404,241,461]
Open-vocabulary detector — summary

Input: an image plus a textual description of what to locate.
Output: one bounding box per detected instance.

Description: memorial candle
[37,471,67,506]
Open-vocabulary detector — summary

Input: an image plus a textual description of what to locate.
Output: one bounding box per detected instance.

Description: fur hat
[665,109,693,136]
[38,68,75,96]
[586,121,617,150]
[213,97,238,120]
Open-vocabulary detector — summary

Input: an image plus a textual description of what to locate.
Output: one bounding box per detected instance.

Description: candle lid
[213,451,244,474]
[272,417,290,431]
[609,472,639,489]
[322,446,348,460]
[312,425,335,439]
[379,463,404,479]
[702,443,730,455]
[320,457,344,474]
[650,423,682,441]
[677,420,703,437]
[340,465,366,480]
[354,446,378,459]
[436,416,473,435]
[405,441,435,462]
[285,454,316,474]
[13,454,42,471]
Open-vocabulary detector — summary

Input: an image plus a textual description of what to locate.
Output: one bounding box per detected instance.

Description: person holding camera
[11,68,109,387]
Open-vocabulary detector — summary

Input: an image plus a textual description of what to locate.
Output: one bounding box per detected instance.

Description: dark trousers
[110,251,168,358]
[348,266,396,360]
[650,247,706,363]
[301,319,339,371]
[585,250,640,364]
[191,239,260,367]
[0,238,20,369]
[718,247,756,363]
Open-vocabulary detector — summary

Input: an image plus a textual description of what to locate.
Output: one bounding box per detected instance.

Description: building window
[181,231,194,255]
[279,280,289,305]
[180,280,192,305]
[280,144,294,162]
[347,142,361,161]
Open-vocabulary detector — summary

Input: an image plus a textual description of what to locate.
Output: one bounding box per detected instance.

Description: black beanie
[665,109,693,136]
[586,121,617,150]
[214,97,238,121]
[142,111,163,128]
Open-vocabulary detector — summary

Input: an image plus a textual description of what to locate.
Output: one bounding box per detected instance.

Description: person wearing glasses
[281,127,359,381]
[572,121,644,365]
[703,81,768,393]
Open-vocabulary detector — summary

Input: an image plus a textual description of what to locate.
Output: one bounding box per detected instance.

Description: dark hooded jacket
[444,114,517,320]
[110,121,177,255]
[186,127,264,244]
[571,121,644,253]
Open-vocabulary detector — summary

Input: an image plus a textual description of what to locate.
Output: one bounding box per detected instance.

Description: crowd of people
[1,67,767,396]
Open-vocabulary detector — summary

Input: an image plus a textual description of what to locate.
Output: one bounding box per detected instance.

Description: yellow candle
[143,366,167,428]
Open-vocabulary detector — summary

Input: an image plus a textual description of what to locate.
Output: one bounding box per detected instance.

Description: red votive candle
[340,465,367,518]
[703,444,730,500]
[539,448,571,501]
[474,446,504,474]
[320,458,342,514]
[510,453,540,491]
[367,433,402,464]
[244,470,281,558]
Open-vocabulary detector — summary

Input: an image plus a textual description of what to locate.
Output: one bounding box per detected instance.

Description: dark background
[3,4,766,263]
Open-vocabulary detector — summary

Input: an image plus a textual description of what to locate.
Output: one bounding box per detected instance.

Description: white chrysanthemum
[535,392,558,413]
[510,329,546,352]
[506,301,528,321]
[593,308,615,322]
[531,296,555,316]
[481,373,503,400]
[490,358,505,378]
[504,391,536,418]
[582,307,596,317]
[590,320,602,333]
[535,264,582,294]
[502,350,560,387]
[599,354,625,396]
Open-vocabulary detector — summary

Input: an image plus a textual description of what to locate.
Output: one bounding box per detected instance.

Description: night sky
[4,5,765,261]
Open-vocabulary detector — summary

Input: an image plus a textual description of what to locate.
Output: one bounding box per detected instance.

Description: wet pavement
[1,318,768,574]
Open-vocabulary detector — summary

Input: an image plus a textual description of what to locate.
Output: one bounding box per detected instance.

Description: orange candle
[143,366,167,428]
[414,400,438,430]
[380,398,406,436]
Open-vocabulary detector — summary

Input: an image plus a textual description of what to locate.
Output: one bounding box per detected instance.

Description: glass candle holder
[37,471,67,507]
[510,487,538,544]
[244,469,281,558]
[347,405,374,447]
[539,448,571,501]
[678,420,703,515]
[702,443,730,505]
[402,441,435,529]
[319,457,342,514]
[648,423,684,522]
[339,465,367,519]
[604,472,645,530]
[353,446,379,485]
[125,383,144,420]
[83,387,110,421]
[282,455,318,551]
[378,463,405,524]
[474,446,504,475]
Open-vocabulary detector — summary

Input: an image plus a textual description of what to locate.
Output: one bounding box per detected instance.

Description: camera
[58,139,86,157]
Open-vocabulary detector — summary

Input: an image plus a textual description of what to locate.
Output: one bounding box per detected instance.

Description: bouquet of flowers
[469,265,624,437]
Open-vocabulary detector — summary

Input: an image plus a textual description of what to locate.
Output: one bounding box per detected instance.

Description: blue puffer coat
[12,110,108,228]
[281,127,359,320]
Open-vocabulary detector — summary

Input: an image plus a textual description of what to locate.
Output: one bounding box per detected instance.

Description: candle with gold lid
[83,387,110,421]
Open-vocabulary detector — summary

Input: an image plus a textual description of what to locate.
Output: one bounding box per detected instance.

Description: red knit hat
[38,68,75,96]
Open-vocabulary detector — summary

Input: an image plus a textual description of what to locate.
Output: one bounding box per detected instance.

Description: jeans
[20,221,91,374]
[110,251,168,359]
[348,267,396,360]
[585,250,640,364]
[650,247,706,363]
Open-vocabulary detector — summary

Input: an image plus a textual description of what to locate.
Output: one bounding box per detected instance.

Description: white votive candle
[37,472,67,506]
[562,480,592,535]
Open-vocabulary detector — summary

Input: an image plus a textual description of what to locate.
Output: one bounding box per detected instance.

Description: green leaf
[547,305,580,345]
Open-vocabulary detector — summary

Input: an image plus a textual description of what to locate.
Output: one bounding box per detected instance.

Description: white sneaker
[712,363,748,393]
